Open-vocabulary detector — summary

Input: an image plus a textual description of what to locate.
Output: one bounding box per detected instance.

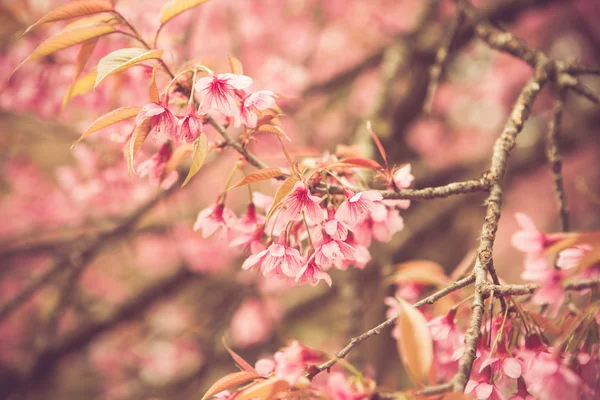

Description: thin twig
[306,274,476,379]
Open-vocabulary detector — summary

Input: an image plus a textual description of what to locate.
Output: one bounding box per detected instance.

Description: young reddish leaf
[230,168,284,190]
[128,118,153,173]
[341,157,384,170]
[72,106,142,148]
[149,64,160,104]
[12,23,117,76]
[266,175,300,219]
[395,297,434,385]
[228,55,244,75]
[256,124,291,142]
[165,144,194,173]
[236,377,291,400]
[23,0,114,34]
[160,0,212,26]
[181,134,209,187]
[95,48,164,88]
[222,338,256,373]
[62,70,98,110]
[366,120,389,171]
[200,370,261,400]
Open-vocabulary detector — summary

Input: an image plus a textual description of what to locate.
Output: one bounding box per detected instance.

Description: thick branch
[547,91,569,231]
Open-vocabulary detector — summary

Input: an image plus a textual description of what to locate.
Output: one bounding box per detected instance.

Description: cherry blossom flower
[178,108,203,143]
[335,189,383,226]
[238,90,278,128]
[195,72,253,117]
[312,237,355,269]
[324,218,350,241]
[255,358,276,377]
[193,203,237,239]
[136,103,178,142]
[393,163,414,189]
[522,352,583,399]
[236,203,265,234]
[137,142,178,189]
[230,226,265,255]
[242,238,304,278]
[273,341,321,385]
[296,259,332,287]
[511,213,563,255]
[281,182,324,224]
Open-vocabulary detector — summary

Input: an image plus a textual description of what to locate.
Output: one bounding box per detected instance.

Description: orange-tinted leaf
[341,157,384,170]
[74,38,99,82]
[222,338,256,373]
[13,23,116,76]
[62,69,98,110]
[201,371,261,400]
[547,232,600,255]
[73,106,142,148]
[335,144,363,159]
[570,246,600,276]
[267,175,300,219]
[366,120,389,170]
[128,117,153,173]
[389,261,450,287]
[236,377,291,400]
[149,64,160,103]
[95,48,164,88]
[63,13,117,30]
[228,55,244,75]
[166,144,194,173]
[230,168,284,190]
[395,297,434,385]
[529,312,562,336]
[24,0,114,34]
[256,124,291,142]
[160,0,211,25]
[61,38,98,112]
[181,134,209,187]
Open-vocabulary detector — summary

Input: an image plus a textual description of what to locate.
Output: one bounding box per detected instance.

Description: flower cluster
[383,214,600,400]
[193,163,414,287]
[133,70,277,187]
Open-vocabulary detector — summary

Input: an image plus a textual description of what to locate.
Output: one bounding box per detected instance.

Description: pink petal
[475,383,494,400]
[220,73,253,89]
[503,358,522,379]
[515,213,538,232]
